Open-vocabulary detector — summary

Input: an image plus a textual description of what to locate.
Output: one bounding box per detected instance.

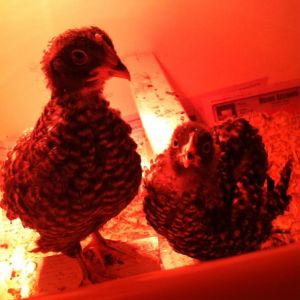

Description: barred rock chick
[0,27,142,283]
[144,119,292,260]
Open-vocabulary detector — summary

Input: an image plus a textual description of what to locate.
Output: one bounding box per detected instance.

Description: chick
[0,27,142,283]
[143,120,292,260]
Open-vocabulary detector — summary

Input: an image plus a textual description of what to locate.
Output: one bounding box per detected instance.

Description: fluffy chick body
[2,92,141,256]
[1,27,142,259]
[144,119,292,260]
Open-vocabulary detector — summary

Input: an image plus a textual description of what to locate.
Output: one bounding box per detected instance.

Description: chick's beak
[111,59,131,80]
[178,132,200,168]
[87,59,131,83]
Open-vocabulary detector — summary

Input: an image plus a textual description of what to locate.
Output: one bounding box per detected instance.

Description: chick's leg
[93,230,125,256]
[76,242,115,285]
[83,230,126,268]
[75,251,93,286]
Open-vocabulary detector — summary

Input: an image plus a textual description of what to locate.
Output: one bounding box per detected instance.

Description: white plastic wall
[1,0,300,134]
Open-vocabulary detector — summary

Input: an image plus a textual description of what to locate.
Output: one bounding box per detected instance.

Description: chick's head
[169,122,215,170]
[41,26,130,95]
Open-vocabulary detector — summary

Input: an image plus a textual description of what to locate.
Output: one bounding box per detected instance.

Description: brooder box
[0,1,300,299]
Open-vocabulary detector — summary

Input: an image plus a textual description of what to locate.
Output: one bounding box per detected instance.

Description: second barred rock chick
[143,119,292,260]
[0,27,142,284]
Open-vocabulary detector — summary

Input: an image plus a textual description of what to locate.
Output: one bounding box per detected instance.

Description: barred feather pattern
[144,119,292,260]
[1,91,142,256]
[213,118,268,187]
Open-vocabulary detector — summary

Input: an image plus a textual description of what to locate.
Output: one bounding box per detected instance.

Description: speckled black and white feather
[144,119,292,260]
[0,27,142,258]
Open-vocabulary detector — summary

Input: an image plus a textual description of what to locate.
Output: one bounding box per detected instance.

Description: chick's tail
[266,157,293,218]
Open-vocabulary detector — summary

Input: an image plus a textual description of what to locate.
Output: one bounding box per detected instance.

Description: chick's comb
[95,33,103,43]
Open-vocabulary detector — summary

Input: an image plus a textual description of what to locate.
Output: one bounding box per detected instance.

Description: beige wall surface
[1,0,299,136]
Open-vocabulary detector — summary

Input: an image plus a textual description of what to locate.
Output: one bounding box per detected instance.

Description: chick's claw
[82,236,129,283]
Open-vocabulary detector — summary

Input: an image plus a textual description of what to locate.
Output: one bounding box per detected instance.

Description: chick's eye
[71,49,89,65]
[173,140,179,148]
[202,141,211,153]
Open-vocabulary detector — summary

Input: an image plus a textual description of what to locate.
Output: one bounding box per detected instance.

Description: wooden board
[124,53,189,155]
